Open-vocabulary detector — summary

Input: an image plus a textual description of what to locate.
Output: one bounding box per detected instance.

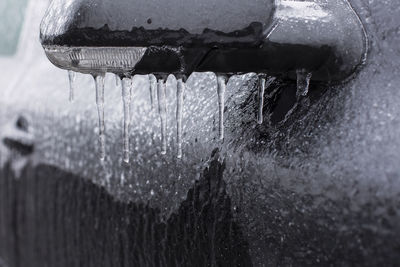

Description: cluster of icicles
[67,70,312,162]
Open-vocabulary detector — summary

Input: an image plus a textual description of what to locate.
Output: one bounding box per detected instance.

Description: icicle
[257,75,276,125]
[121,77,132,163]
[94,74,106,161]
[68,70,76,102]
[217,75,227,140]
[149,74,157,110]
[176,78,185,159]
[157,78,167,155]
[115,74,121,87]
[257,76,266,125]
[296,69,312,98]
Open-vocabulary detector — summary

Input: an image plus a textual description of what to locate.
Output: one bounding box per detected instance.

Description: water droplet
[68,70,76,102]
[94,74,106,161]
[176,78,185,159]
[122,77,132,163]
[217,75,227,140]
[157,78,167,155]
[296,69,312,98]
[149,74,157,110]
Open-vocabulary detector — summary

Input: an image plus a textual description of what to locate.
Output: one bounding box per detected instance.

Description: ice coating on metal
[276,1,331,22]
[40,0,275,36]
[40,0,367,83]
[2,0,400,263]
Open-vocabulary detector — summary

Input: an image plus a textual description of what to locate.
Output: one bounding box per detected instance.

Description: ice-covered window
[0,0,28,55]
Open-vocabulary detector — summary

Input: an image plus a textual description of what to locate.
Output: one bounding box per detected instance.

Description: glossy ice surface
[40,0,275,45]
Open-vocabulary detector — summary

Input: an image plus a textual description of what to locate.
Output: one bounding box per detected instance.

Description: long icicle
[157,78,168,155]
[257,76,266,124]
[68,70,76,102]
[121,77,132,163]
[257,75,276,125]
[217,75,227,140]
[94,74,106,160]
[176,78,185,159]
[149,74,157,110]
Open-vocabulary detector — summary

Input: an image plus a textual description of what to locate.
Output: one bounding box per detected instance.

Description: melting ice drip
[66,68,313,161]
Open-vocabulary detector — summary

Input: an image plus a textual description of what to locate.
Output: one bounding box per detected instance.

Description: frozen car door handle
[40,0,367,81]
[39,0,367,160]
